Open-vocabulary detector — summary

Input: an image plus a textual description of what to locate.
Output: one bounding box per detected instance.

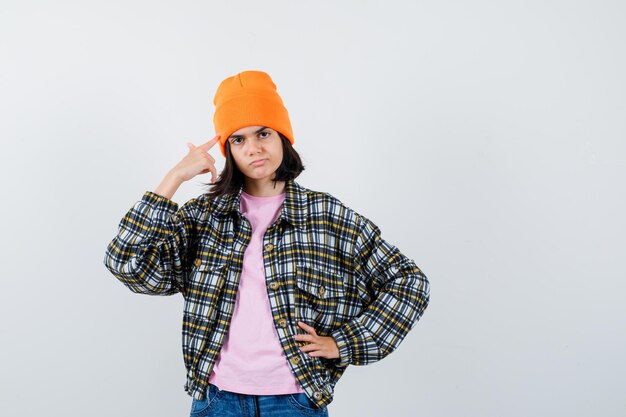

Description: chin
[244,172,268,181]
[245,166,279,179]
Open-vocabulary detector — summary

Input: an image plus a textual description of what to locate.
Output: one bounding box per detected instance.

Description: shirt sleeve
[330,212,430,367]
[102,191,198,296]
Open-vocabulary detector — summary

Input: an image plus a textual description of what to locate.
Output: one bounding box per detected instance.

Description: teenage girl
[103,70,430,417]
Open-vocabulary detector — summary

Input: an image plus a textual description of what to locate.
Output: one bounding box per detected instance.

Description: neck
[243,178,286,197]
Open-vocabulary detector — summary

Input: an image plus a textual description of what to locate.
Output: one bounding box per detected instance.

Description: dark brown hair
[201,131,305,198]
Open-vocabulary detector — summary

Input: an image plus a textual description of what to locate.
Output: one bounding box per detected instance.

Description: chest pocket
[184,260,227,322]
[293,263,346,335]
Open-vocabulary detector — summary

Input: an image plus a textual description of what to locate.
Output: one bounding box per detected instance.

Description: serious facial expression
[227,125,284,181]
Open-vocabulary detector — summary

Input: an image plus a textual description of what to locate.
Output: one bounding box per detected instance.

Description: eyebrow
[228,126,269,140]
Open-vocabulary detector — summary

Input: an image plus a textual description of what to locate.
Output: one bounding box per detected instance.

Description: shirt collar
[212,178,308,230]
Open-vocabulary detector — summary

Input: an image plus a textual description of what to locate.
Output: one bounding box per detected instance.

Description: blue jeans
[189,383,329,417]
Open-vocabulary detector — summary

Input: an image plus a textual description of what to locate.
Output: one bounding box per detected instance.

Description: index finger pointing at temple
[200,134,221,150]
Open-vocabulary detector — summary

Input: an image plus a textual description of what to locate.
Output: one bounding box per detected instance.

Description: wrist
[154,171,184,200]
[166,169,186,183]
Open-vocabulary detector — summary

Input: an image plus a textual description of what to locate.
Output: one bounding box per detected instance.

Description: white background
[1,1,624,416]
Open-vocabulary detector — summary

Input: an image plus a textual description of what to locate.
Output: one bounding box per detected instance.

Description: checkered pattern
[103,179,430,408]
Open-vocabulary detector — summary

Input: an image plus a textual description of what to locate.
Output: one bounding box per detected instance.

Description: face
[227,125,284,182]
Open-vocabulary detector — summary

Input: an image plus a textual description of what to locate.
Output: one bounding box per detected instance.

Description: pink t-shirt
[208,190,305,395]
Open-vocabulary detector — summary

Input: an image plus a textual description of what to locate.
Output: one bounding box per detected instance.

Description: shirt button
[318,286,325,297]
[194,258,202,267]
[277,318,287,327]
[264,243,274,252]
[313,391,323,400]
[269,281,279,290]
[290,356,301,364]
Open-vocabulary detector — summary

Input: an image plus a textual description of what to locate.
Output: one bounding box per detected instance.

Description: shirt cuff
[142,191,179,213]
[330,325,352,367]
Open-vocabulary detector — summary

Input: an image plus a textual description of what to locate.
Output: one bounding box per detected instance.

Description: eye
[231,137,243,144]
[259,131,271,138]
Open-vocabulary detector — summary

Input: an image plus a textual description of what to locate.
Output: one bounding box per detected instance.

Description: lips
[250,159,267,166]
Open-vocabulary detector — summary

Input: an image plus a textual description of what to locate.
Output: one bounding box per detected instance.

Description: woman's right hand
[171,134,221,183]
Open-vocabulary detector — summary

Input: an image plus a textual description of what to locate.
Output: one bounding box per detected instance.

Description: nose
[246,137,263,155]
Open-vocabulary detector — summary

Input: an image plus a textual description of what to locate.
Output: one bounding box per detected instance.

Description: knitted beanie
[212,70,294,157]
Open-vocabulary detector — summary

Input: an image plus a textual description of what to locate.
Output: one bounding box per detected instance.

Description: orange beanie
[213,70,294,157]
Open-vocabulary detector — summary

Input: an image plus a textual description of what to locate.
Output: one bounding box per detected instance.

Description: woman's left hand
[294,321,340,359]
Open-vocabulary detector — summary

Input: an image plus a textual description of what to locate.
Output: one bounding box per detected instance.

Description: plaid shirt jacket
[103,179,430,409]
